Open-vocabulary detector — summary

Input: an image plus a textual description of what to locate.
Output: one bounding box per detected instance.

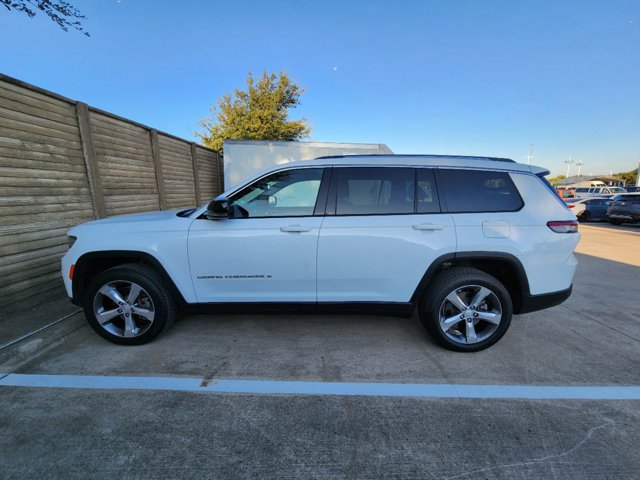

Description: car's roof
[612,193,640,198]
[280,154,547,175]
[576,196,610,202]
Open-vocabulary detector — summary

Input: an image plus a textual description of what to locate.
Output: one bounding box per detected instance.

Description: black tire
[419,267,513,352]
[608,218,624,225]
[83,263,177,345]
[578,211,591,223]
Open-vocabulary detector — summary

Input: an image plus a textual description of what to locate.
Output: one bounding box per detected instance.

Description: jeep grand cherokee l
[62,155,580,352]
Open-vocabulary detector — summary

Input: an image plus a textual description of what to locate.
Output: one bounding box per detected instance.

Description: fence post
[190,143,201,204]
[149,129,167,210]
[75,102,106,219]
[216,151,224,194]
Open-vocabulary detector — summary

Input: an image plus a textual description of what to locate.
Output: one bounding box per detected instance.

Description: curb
[0,311,85,372]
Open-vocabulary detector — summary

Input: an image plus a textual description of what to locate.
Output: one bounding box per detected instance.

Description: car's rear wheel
[608,218,624,225]
[578,211,591,222]
[84,264,177,345]
[419,267,512,352]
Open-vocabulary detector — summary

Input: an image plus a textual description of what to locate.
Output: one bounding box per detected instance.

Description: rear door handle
[280,225,313,233]
[413,223,445,231]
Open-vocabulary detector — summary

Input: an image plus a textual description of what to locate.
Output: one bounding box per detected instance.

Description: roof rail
[313,154,516,163]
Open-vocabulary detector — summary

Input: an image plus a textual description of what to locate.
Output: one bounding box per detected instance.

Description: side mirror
[206,198,229,220]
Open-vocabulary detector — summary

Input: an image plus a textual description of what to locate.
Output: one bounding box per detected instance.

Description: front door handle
[280,225,312,233]
[413,223,445,231]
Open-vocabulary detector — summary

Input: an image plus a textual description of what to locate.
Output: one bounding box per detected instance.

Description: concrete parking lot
[1,223,639,479]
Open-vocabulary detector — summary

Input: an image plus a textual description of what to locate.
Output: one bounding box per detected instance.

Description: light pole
[575,161,584,176]
[526,144,534,165]
[564,157,573,178]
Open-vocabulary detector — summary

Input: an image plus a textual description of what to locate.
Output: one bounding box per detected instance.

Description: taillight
[567,204,575,209]
[547,221,579,233]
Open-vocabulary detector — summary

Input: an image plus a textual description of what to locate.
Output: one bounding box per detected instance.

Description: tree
[1,0,89,36]
[547,175,566,184]
[613,168,638,186]
[198,70,311,153]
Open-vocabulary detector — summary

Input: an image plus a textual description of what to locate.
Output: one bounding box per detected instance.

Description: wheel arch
[72,251,187,307]
[411,251,531,314]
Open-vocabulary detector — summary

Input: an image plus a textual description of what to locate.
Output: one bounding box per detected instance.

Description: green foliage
[198,70,311,153]
[614,168,638,186]
[547,175,566,184]
[1,0,89,36]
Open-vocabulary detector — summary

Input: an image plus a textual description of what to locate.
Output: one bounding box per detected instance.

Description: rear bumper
[516,285,572,315]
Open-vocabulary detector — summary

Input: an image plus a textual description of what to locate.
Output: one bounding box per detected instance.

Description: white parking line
[1,373,640,400]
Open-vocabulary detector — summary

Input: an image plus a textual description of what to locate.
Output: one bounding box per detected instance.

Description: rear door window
[439,169,523,213]
[333,167,415,215]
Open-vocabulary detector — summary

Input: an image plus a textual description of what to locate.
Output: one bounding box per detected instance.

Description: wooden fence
[0,73,223,310]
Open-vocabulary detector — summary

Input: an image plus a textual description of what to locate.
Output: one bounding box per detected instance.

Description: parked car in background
[573,186,627,199]
[606,193,640,225]
[625,186,640,193]
[555,188,574,199]
[568,197,610,222]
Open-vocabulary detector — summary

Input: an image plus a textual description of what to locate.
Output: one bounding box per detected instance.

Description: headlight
[68,236,77,248]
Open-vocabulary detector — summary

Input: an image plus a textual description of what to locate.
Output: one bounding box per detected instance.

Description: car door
[188,167,328,303]
[589,199,607,219]
[317,167,456,303]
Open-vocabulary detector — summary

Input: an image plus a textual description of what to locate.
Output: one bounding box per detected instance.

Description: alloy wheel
[92,280,155,338]
[438,284,502,345]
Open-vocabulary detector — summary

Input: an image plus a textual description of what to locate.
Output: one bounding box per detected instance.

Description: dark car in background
[568,197,610,222]
[606,193,640,225]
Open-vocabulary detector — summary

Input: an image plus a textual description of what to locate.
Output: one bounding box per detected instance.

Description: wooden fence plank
[0,105,80,135]
[0,134,83,158]
[0,94,79,127]
[0,124,82,150]
[0,78,76,111]
[0,156,87,173]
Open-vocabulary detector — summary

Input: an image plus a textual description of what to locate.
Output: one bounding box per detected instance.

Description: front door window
[229,168,323,218]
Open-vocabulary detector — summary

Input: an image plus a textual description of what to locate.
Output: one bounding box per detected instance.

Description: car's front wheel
[83,264,177,345]
[419,267,512,352]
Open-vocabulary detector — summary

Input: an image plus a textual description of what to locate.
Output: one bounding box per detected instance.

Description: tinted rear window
[439,169,523,213]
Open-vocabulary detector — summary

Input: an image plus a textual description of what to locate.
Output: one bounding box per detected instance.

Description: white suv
[62,155,580,352]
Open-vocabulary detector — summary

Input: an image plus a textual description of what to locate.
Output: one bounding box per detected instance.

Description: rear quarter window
[439,169,524,213]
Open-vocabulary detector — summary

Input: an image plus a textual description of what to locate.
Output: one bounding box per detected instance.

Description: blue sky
[1,0,638,176]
